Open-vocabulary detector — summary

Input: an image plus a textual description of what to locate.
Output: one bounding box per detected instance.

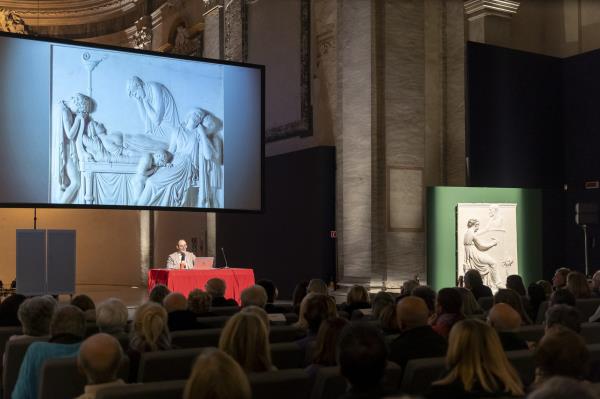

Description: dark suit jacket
[211,297,238,307]
[471,285,493,301]
[497,331,529,351]
[167,310,200,331]
[389,325,448,371]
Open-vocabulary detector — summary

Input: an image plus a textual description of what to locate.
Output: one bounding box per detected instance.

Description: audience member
[12,305,86,399]
[306,317,348,377]
[372,292,394,318]
[296,294,331,350]
[218,312,272,372]
[528,376,597,399]
[15,296,56,339]
[591,270,600,297]
[76,333,125,399]
[205,278,238,307]
[148,284,171,305]
[292,280,309,314]
[372,292,399,333]
[187,289,215,317]
[431,287,464,338]
[549,288,576,307]
[428,319,524,398]
[95,298,128,335]
[552,267,571,290]
[307,279,328,295]
[527,282,547,322]
[494,288,532,325]
[338,323,389,399]
[455,287,483,317]
[537,280,553,299]
[341,285,371,315]
[241,305,270,332]
[487,303,528,351]
[71,294,97,322]
[506,275,527,296]
[256,279,287,313]
[463,269,493,300]
[411,285,436,317]
[566,271,592,299]
[294,293,314,330]
[163,292,200,331]
[389,296,447,371]
[534,326,589,385]
[240,285,268,308]
[128,301,171,381]
[0,294,26,327]
[401,279,420,295]
[545,304,582,334]
[184,348,251,399]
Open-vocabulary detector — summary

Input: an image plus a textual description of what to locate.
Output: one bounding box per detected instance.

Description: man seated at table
[166,239,196,269]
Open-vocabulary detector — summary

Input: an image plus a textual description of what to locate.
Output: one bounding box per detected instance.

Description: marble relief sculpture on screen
[51,47,224,208]
[456,203,519,292]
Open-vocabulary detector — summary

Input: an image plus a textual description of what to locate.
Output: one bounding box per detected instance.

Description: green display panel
[427,186,542,291]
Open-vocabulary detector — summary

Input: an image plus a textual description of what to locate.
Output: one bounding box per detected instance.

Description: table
[147,268,255,305]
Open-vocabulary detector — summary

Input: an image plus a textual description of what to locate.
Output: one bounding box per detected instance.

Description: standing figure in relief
[197,111,223,208]
[126,76,180,139]
[57,93,92,203]
[463,218,500,289]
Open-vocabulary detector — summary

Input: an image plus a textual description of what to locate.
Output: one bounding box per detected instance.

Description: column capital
[464,0,520,21]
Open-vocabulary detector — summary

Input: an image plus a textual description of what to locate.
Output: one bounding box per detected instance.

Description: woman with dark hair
[292,281,309,314]
[0,294,26,327]
[506,275,527,296]
[305,317,349,377]
[494,289,532,325]
[527,282,547,322]
[431,288,465,338]
[463,269,493,300]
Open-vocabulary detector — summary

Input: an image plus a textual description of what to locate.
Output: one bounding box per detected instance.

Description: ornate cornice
[464,0,520,20]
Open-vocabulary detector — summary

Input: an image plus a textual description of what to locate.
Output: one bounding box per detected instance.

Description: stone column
[464,0,520,48]
[203,1,224,59]
[224,0,245,61]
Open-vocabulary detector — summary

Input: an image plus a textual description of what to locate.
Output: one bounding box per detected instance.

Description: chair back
[401,356,446,394]
[0,326,22,387]
[170,328,221,348]
[248,369,311,399]
[138,348,203,382]
[3,336,48,399]
[195,315,230,328]
[209,306,239,316]
[271,342,306,369]
[269,325,306,343]
[95,379,186,399]
[576,299,600,321]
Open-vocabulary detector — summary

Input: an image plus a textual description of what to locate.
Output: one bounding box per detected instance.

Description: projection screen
[0,32,264,212]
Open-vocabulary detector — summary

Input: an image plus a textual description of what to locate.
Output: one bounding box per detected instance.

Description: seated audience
[241,305,270,332]
[163,292,200,331]
[0,294,26,327]
[296,294,331,349]
[552,267,571,290]
[256,279,287,313]
[372,292,399,333]
[566,271,592,299]
[218,312,272,372]
[534,326,589,386]
[75,333,125,399]
[463,269,493,300]
[506,274,527,296]
[340,285,371,315]
[184,348,251,399]
[14,296,56,339]
[428,319,524,398]
[294,293,314,330]
[401,279,420,295]
[549,288,576,307]
[240,285,268,308]
[305,317,348,377]
[591,270,600,297]
[527,282,547,322]
[148,284,171,305]
[528,376,597,399]
[545,304,582,334]
[95,298,128,335]
[431,287,464,338]
[411,285,436,317]
[205,278,238,307]
[455,287,483,317]
[187,289,215,317]
[12,305,86,399]
[494,289,532,325]
[307,278,328,295]
[338,323,389,399]
[128,301,171,380]
[71,294,97,322]
[389,296,447,371]
[487,303,528,351]
[537,280,553,299]
[292,280,309,314]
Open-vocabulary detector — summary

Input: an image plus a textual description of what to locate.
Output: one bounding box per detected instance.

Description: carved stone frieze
[0,8,28,34]
[464,0,520,20]
[132,15,153,50]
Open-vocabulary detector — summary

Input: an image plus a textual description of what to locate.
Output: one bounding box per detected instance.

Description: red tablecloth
[147,268,255,305]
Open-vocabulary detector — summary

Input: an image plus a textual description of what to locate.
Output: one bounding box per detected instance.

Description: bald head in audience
[163,292,188,313]
[78,333,123,385]
[396,296,429,331]
[488,303,522,332]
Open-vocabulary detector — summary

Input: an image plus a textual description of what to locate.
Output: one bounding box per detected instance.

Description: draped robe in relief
[463,228,499,288]
[138,81,180,139]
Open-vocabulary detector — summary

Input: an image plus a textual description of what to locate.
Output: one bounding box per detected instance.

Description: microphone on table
[181,253,185,261]
[221,247,229,269]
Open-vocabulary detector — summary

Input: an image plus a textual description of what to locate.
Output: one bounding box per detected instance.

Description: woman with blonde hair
[184,348,251,399]
[341,285,371,315]
[219,312,272,372]
[128,301,171,381]
[567,271,591,299]
[428,319,524,398]
[455,287,484,317]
